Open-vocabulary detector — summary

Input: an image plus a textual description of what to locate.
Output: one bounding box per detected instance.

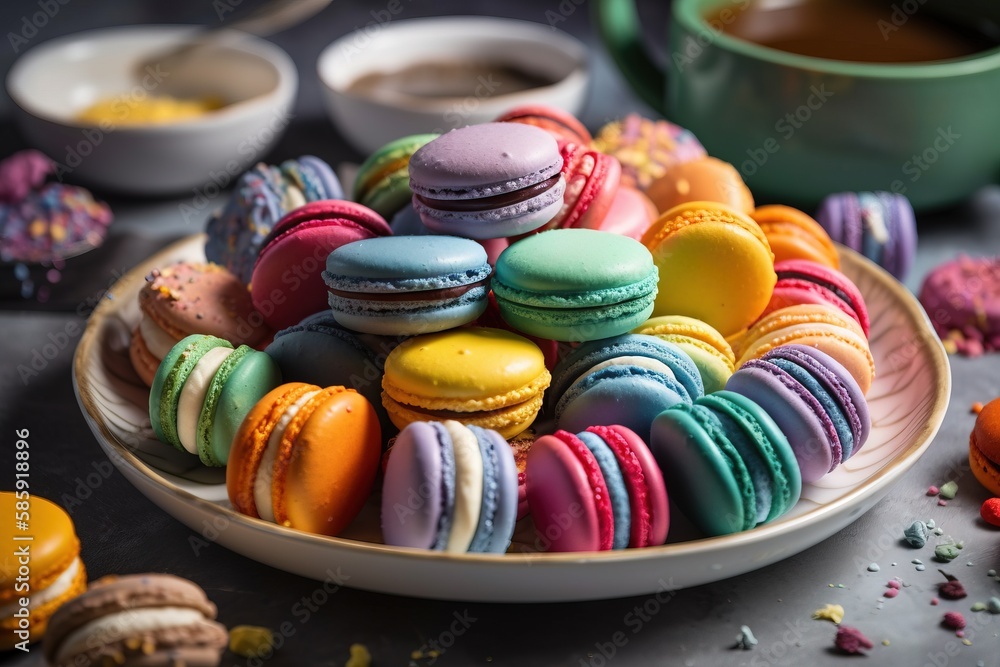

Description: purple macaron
[408,123,566,239]
[815,191,917,280]
[726,344,871,483]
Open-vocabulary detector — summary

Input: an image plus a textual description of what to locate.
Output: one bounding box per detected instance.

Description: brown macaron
[130,262,271,386]
[43,574,228,667]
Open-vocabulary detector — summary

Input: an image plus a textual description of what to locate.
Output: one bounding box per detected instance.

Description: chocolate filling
[416,174,560,212]
[329,276,489,302]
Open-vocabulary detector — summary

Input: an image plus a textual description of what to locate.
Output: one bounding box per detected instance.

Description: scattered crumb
[834,626,874,655]
[938,499,948,507]
[935,544,961,562]
[912,559,923,565]
[939,481,958,499]
[942,612,966,631]
[884,588,899,599]
[882,639,890,647]
[926,519,936,529]
[988,597,1000,614]
[989,569,998,577]
[904,521,928,548]
[927,485,940,496]
[837,584,845,589]
[916,565,926,572]
[887,580,901,590]
[228,626,274,659]
[972,402,984,414]
[933,527,945,536]
[971,602,986,612]
[891,562,897,567]
[346,644,371,667]
[812,604,845,624]
[868,563,881,573]
[734,625,758,650]
[938,571,968,600]
[931,598,939,606]
[981,498,1000,527]
[962,638,973,646]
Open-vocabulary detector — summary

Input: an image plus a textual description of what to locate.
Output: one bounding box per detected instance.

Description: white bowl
[317,16,589,155]
[6,25,297,196]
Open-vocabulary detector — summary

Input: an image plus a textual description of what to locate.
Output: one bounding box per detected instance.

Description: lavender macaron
[408,123,566,239]
[726,344,871,482]
[815,191,917,281]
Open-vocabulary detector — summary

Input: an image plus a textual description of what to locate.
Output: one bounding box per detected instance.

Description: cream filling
[0,557,81,617]
[176,347,234,455]
[55,607,205,663]
[254,390,320,522]
[442,420,483,553]
[139,315,180,360]
[568,356,678,395]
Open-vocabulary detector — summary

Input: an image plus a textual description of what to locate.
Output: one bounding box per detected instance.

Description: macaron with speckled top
[592,114,706,192]
[227,382,381,535]
[493,228,658,341]
[409,123,566,239]
[381,327,551,439]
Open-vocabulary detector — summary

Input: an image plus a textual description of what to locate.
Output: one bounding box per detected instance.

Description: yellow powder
[77,95,223,125]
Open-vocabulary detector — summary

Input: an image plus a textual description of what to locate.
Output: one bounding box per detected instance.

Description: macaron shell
[752,205,839,269]
[280,388,381,535]
[496,105,592,146]
[467,425,519,553]
[649,405,748,537]
[577,430,632,549]
[592,186,659,240]
[543,144,621,231]
[770,259,870,336]
[643,203,775,337]
[354,134,439,218]
[0,556,86,650]
[646,157,754,214]
[969,438,1000,496]
[726,363,836,482]
[206,348,282,466]
[603,425,669,546]
[440,420,484,553]
[251,200,391,330]
[381,390,544,440]
[0,494,78,601]
[414,181,567,240]
[526,431,614,551]
[129,328,161,386]
[381,421,446,549]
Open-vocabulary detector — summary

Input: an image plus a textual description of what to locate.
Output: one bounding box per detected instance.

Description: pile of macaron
[132,105,907,555]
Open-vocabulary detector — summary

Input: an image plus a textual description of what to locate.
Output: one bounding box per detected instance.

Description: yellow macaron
[633,315,736,393]
[382,327,550,439]
[642,201,776,337]
[0,493,86,650]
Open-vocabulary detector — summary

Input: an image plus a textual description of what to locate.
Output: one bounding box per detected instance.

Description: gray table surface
[2,1,1000,666]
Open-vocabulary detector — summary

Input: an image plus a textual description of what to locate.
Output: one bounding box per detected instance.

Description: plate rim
[73,234,952,569]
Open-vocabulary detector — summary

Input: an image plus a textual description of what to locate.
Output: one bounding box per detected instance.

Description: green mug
[595,0,1000,210]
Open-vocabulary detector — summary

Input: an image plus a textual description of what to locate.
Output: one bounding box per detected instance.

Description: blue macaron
[577,430,631,549]
[323,235,491,336]
[549,334,703,441]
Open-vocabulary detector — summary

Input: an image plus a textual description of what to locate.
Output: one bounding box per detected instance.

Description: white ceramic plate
[73,235,950,602]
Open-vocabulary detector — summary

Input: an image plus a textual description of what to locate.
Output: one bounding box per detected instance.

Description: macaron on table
[53,8,956,615]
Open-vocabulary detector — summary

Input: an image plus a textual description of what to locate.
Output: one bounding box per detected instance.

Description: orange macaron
[971,398,1000,496]
[646,157,755,215]
[752,205,840,269]
[227,382,381,536]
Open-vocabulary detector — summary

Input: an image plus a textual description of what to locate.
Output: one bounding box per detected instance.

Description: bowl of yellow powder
[6,25,297,196]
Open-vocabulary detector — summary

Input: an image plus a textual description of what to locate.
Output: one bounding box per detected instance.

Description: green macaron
[200,345,281,466]
[150,335,232,448]
[353,133,439,219]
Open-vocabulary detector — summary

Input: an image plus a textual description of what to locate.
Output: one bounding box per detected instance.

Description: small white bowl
[7,25,297,196]
[318,16,589,155]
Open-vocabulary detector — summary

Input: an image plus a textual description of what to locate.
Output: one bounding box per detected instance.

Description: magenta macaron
[250,200,391,330]
[408,123,566,239]
[525,424,669,552]
[761,259,871,336]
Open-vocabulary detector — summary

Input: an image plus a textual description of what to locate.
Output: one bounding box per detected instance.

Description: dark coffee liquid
[705,0,998,63]
[347,61,556,100]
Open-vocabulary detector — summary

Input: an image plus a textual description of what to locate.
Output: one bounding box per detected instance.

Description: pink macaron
[250,200,391,330]
[495,104,592,147]
[526,425,669,552]
[590,185,658,240]
[761,259,871,337]
[538,142,621,233]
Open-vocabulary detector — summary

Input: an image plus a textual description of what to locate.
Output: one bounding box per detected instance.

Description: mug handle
[593,0,667,114]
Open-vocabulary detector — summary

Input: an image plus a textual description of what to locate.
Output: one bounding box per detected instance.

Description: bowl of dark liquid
[597,0,1000,209]
[318,16,589,154]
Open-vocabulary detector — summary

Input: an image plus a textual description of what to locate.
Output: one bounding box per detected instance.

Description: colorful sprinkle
[904,521,928,548]
[931,598,939,605]
[346,644,372,667]
[935,544,961,562]
[734,625,758,650]
[868,563,881,573]
[927,485,940,496]
[942,612,966,630]
[988,597,1000,614]
[939,481,958,499]
[972,402,984,414]
[971,602,986,612]
[812,604,845,624]
[938,571,967,600]
[834,626,874,654]
[228,626,274,658]
[980,498,1000,527]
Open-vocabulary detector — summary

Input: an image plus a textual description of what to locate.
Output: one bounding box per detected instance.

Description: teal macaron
[649,391,800,537]
[492,229,658,342]
[150,334,281,466]
[353,133,439,220]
